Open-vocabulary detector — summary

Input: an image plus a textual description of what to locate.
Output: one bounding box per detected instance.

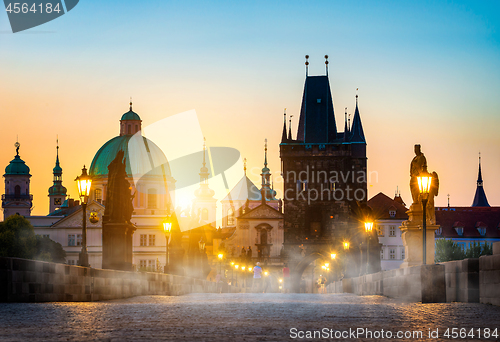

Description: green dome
[49,184,67,196]
[89,135,171,178]
[121,110,141,121]
[4,155,30,176]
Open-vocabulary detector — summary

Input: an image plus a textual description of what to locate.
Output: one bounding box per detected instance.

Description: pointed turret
[343,108,349,142]
[472,153,490,207]
[350,93,365,143]
[281,110,287,142]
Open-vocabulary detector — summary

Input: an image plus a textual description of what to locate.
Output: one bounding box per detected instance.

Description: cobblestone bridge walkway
[1,293,499,341]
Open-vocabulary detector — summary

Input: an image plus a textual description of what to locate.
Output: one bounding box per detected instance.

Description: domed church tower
[48,140,67,213]
[2,141,33,219]
[89,101,175,216]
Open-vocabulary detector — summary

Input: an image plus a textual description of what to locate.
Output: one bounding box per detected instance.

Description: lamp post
[343,241,350,278]
[234,264,239,286]
[163,217,172,273]
[364,222,374,275]
[217,253,223,277]
[230,261,235,285]
[75,166,92,268]
[418,176,432,265]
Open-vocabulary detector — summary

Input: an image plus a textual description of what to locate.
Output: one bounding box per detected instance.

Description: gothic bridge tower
[280,56,368,290]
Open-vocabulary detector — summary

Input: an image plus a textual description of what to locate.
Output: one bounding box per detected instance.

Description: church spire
[264,138,268,169]
[199,137,209,184]
[350,89,366,143]
[281,109,287,142]
[472,152,490,207]
[48,137,67,213]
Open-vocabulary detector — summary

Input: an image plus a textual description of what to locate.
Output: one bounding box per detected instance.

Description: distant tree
[34,236,66,263]
[465,241,493,259]
[436,239,494,262]
[435,239,465,262]
[0,215,37,259]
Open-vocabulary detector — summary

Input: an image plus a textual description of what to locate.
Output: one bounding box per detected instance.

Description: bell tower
[192,139,217,225]
[48,140,67,213]
[2,141,33,219]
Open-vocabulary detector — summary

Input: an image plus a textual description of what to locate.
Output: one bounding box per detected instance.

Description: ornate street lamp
[418,175,432,264]
[364,221,374,274]
[163,217,172,273]
[75,166,92,267]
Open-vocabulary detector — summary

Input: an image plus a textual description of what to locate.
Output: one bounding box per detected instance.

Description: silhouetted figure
[246,246,252,260]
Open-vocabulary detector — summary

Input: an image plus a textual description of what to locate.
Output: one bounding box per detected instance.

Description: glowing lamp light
[279,278,283,283]
[230,261,235,266]
[343,241,350,250]
[163,218,172,234]
[248,267,253,272]
[321,265,326,270]
[331,253,336,260]
[325,263,329,268]
[75,166,92,204]
[241,266,246,271]
[418,176,432,195]
[264,271,268,276]
[235,265,239,270]
[365,221,374,233]
[218,253,224,260]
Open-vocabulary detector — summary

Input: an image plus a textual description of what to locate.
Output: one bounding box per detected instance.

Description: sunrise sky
[1,0,499,216]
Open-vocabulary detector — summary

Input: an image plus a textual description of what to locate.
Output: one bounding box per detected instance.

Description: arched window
[201,208,209,221]
[127,125,132,134]
[227,208,235,226]
[14,185,21,197]
[147,188,157,209]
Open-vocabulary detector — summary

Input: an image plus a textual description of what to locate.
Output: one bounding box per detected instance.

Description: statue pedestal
[400,205,438,268]
[102,220,136,271]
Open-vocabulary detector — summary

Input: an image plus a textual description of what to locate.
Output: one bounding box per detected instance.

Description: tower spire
[264,138,268,168]
[305,55,309,77]
[129,97,133,111]
[244,158,247,176]
[325,55,329,76]
[281,109,287,142]
[472,152,490,207]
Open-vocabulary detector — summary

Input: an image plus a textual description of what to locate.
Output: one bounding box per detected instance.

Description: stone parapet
[0,257,232,303]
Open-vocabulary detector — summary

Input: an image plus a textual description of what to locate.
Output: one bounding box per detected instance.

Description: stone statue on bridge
[400,144,439,267]
[102,149,136,271]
